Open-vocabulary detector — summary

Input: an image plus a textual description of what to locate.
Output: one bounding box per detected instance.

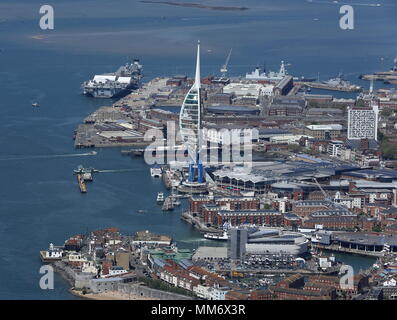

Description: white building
[68,252,87,263]
[223,83,262,97]
[82,261,98,274]
[383,278,397,287]
[108,266,128,277]
[328,141,344,157]
[43,243,63,259]
[222,83,274,98]
[203,127,255,144]
[269,134,308,145]
[347,105,379,140]
[193,284,228,300]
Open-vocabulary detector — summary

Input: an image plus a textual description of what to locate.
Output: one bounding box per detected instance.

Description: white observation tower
[179,41,204,183]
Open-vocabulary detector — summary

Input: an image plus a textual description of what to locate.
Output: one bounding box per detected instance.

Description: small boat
[156,192,164,204]
[32,102,40,107]
[138,209,147,214]
[150,166,162,178]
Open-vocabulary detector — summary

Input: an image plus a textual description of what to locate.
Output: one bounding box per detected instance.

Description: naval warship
[245,60,315,82]
[82,59,143,98]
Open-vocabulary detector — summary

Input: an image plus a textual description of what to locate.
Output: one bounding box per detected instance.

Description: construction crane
[313,177,330,201]
[220,48,232,78]
[312,177,347,211]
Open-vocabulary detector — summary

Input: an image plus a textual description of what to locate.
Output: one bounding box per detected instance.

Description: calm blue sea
[0,0,394,299]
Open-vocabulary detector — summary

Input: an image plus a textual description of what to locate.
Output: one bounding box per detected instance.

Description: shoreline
[69,288,157,300]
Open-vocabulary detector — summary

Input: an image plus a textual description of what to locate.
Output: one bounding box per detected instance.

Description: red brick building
[292,200,330,217]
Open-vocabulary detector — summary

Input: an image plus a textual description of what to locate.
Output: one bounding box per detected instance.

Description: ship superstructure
[82,59,143,98]
[322,73,361,91]
[246,60,315,82]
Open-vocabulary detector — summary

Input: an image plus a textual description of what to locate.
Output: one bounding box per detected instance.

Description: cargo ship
[82,59,143,98]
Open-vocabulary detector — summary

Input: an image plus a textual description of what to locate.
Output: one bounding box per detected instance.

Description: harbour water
[0,0,395,299]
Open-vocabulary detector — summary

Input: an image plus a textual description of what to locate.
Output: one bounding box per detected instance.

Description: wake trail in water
[306,1,396,7]
[0,152,97,161]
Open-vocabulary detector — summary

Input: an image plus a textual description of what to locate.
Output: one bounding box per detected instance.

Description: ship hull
[83,84,138,99]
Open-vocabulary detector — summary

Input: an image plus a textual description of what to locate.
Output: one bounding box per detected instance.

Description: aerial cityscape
[1,0,397,306]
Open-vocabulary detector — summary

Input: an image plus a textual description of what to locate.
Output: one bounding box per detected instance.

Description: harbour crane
[220,48,232,78]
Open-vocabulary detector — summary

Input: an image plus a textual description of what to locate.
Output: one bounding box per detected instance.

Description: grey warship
[82,59,143,98]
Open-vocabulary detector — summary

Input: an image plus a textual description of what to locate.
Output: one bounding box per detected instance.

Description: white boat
[204,231,229,241]
[32,102,40,107]
[150,166,162,178]
[156,192,164,204]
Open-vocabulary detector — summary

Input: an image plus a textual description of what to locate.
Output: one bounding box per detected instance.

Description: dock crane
[220,48,232,78]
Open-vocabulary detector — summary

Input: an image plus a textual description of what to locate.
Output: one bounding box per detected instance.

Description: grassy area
[137,276,196,297]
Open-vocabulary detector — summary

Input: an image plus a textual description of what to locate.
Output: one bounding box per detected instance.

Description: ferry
[204,230,229,241]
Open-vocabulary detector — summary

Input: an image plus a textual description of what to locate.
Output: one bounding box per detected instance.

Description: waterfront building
[245,230,308,256]
[229,228,248,260]
[40,243,63,262]
[347,106,379,140]
[305,124,343,140]
[204,208,283,227]
[229,228,308,258]
[273,75,293,96]
[222,83,263,99]
[189,195,260,216]
[132,230,172,246]
[327,232,397,253]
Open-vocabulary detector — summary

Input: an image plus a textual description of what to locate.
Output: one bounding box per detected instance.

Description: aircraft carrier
[82,59,143,98]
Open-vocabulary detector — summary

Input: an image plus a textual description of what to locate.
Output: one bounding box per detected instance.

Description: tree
[380,140,397,160]
[381,108,392,117]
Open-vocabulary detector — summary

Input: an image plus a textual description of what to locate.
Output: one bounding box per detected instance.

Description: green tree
[381,108,392,117]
